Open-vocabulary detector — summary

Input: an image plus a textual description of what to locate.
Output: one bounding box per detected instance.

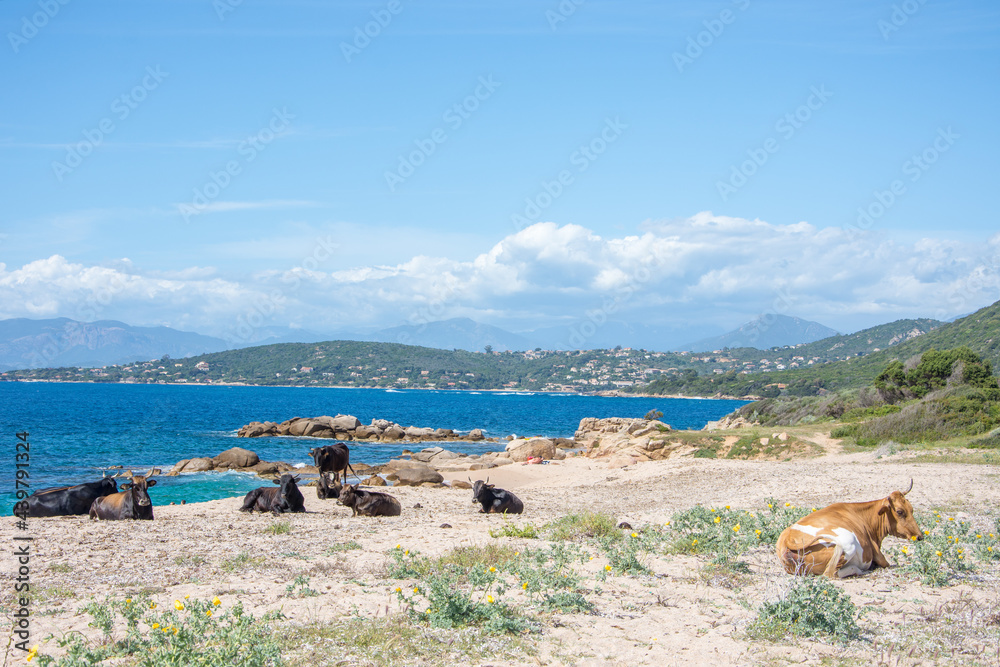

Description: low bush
[748,577,861,643]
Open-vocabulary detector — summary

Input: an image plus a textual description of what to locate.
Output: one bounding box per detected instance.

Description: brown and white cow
[776,480,923,578]
[88,475,157,521]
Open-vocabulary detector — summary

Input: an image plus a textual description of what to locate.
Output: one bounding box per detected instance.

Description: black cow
[471,478,523,515]
[310,443,356,499]
[89,475,157,521]
[338,484,401,517]
[239,474,305,514]
[16,478,119,517]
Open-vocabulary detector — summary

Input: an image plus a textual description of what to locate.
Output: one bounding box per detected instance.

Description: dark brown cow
[310,443,356,499]
[776,480,924,578]
[88,475,157,521]
[338,484,401,517]
[470,477,523,514]
[239,474,305,514]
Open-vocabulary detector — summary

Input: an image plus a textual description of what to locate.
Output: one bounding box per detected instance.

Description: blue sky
[2,0,999,346]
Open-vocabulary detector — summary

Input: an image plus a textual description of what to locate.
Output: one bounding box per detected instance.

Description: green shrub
[545,511,619,541]
[748,577,861,643]
[35,595,283,666]
[489,521,540,539]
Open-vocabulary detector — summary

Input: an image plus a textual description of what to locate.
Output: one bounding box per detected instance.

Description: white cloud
[2,214,998,339]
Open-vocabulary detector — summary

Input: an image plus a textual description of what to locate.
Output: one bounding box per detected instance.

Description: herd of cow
[14,441,923,580]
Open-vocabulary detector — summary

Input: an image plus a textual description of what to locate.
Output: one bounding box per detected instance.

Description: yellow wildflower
[413,587,419,594]
[487,595,495,604]
[732,524,740,533]
[605,565,612,571]
[125,598,132,604]
[713,517,721,524]
[488,566,496,573]
[212,596,221,606]
[150,602,157,610]
[152,623,160,629]
[26,645,38,663]
[910,535,918,541]
[395,587,402,593]
[710,508,716,512]
[173,628,179,635]
[936,551,942,557]
[206,610,212,617]
[174,600,184,611]
[184,594,190,599]
[725,505,730,510]
[755,529,762,537]
[631,532,638,538]
[692,539,698,545]
[522,582,528,590]
[396,544,401,549]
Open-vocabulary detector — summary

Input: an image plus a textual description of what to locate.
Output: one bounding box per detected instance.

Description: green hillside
[640,301,998,398]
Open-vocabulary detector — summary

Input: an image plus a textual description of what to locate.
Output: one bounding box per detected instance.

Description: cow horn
[902,478,913,495]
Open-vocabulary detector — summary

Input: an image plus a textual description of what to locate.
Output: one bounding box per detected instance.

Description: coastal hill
[681,314,840,352]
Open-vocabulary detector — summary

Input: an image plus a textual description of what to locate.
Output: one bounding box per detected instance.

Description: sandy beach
[5,430,1000,666]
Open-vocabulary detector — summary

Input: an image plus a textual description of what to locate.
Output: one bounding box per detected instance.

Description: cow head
[100,478,119,495]
[339,483,358,507]
[470,478,493,504]
[880,479,923,541]
[273,473,301,498]
[121,476,156,507]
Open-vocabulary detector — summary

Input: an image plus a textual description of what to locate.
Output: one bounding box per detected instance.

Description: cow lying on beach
[338,483,401,517]
[240,474,305,514]
[17,477,118,517]
[89,475,156,521]
[310,443,356,499]
[776,479,923,578]
[471,478,523,515]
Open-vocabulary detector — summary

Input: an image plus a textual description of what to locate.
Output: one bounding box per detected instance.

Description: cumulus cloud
[2,214,999,341]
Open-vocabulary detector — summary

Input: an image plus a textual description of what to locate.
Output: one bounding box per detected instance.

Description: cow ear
[273,478,282,485]
[146,479,156,487]
[878,497,891,514]
[121,483,133,490]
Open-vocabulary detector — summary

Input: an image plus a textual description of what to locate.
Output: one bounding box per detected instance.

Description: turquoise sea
[2,382,747,512]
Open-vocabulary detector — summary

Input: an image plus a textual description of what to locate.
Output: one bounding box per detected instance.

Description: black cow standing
[16,478,119,517]
[240,474,305,514]
[310,443,356,499]
[471,478,524,515]
[89,475,157,521]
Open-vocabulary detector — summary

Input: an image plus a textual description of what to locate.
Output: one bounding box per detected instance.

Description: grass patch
[282,615,535,666]
[221,551,266,573]
[263,520,292,535]
[489,520,540,539]
[325,541,363,554]
[48,563,73,574]
[545,511,620,542]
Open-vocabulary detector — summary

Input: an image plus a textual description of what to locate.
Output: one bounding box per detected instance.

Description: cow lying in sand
[338,484,401,517]
[470,478,523,515]
[89,475,156,521]
[776,479,923,578]
[240,474,305,514]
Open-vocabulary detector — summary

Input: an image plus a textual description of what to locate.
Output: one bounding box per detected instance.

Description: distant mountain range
[0,309,959,372]
[0,318,230,371]
[681,315,840,352]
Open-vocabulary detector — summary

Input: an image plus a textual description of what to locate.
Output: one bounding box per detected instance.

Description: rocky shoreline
[236,414,492,443]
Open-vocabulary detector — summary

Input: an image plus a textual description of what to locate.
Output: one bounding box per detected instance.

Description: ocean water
[2,383,747,511]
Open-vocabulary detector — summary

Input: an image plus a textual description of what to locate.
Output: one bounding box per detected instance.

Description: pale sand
[4,434,1000,666]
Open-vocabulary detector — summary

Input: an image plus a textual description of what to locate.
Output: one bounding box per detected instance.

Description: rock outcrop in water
[236,415,494,443]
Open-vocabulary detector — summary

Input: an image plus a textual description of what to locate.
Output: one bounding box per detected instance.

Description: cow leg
[871,544,891,569]
[822,544,844,579]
